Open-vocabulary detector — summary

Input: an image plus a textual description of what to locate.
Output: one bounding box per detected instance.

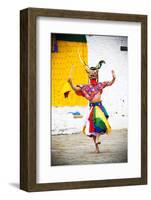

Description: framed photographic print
[20,8,147,191]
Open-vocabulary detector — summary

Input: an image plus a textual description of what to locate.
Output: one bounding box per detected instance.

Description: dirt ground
[51,129,127,166]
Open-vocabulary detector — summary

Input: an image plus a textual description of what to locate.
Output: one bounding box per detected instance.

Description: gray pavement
[51,129,127,166]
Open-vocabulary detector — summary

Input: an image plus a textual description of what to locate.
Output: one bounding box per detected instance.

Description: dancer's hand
[111,70,116,79]
[67,77,72,84]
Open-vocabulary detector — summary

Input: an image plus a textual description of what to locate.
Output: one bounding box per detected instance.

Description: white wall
[0,0,150,199]
[87,35,128,129]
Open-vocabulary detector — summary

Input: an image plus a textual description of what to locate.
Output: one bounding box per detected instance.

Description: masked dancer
[68,58,116,153]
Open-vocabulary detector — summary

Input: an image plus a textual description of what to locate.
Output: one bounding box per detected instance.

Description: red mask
[90,79,98,86]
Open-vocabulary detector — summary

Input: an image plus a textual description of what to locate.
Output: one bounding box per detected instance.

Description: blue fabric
[89,102,109,118]
[94,125,106,133]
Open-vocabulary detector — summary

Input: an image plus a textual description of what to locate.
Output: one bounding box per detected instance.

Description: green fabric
[54,33,87,43]
[93,106,106,130]
[95,119,106,130]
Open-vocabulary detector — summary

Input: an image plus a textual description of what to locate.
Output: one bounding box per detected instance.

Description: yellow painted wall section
[51,40,88,106]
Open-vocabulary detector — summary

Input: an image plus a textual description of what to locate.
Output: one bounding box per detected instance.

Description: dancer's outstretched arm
[67,78,81,92]
[106,70,116,86]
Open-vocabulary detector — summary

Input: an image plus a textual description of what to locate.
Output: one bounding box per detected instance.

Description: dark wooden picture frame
[20,7,147,192]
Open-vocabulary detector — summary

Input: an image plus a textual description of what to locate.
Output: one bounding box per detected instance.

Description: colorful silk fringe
[88,102,111,136]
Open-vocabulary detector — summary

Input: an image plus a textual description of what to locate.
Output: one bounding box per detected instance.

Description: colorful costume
[68,52,112,137]
[76,81,110,101]
[75,80,111,136]
[88,101,111,136]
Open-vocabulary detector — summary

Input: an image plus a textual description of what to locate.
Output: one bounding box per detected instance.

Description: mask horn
[96,60,105,69]
[77,50,90,73]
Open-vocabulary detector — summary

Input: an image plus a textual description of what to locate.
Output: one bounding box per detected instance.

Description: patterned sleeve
[75,84,84,96]
[75,84,92,100]
[100,81,110,88]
